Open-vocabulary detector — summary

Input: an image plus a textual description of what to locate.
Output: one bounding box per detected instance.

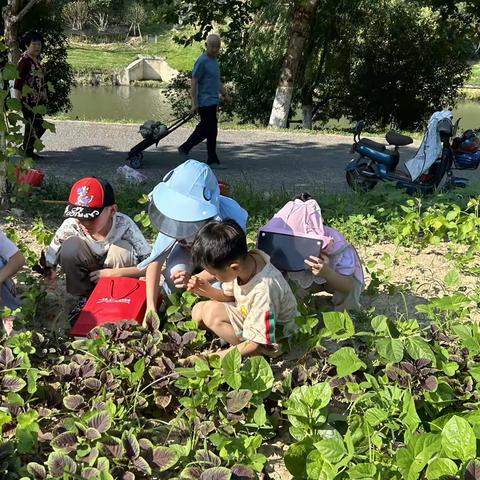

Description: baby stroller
[126,113,194,169]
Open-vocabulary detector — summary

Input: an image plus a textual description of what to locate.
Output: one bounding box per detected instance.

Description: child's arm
[0,251,25,285]
[89,266,144,283]
[305,254,353,294]
[145,260,162,315]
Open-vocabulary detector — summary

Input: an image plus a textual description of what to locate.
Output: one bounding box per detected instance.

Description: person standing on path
[178,34,229,166]
[13,31,48,160]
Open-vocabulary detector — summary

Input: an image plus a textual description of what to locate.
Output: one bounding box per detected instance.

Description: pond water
[68,85,479,130]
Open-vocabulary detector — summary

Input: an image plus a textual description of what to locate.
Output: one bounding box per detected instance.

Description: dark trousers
[180,105,219,162]
[22,106,46,156]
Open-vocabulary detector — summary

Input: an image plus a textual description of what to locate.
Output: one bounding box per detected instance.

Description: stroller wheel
[129,153,144,169]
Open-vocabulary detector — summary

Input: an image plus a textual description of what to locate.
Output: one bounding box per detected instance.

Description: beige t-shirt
[222,250,298,346]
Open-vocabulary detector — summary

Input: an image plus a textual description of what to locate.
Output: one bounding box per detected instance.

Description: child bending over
[188,219,298,359]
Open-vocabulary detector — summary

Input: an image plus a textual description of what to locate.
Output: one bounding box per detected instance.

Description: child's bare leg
[192,301,207,327]
[194,300,239,345]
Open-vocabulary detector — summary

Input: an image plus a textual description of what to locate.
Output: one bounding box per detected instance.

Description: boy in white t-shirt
[0,229,25,334]
[45,177,151,298]
[187,219,298,359]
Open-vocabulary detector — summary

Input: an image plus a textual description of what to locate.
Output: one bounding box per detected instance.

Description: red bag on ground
[71,277,147,337]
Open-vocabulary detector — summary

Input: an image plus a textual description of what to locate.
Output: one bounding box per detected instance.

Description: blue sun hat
[138,160,224,270]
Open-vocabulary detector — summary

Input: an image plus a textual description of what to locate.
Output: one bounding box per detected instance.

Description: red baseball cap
[64,177,115,220]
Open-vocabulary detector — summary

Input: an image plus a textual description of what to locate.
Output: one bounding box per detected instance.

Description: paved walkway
[39,120,427,192]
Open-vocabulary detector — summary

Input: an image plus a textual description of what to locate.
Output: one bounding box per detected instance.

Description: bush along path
[1,183,480,479]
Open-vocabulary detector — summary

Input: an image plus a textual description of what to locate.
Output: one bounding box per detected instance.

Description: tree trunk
[301,86,313,129]
[3,0,22,64]
[268,0,320,129]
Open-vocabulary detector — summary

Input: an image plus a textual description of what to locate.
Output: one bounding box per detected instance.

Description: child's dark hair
[24,31,44,47]
[294,192,313,202]
[192,219,248,270]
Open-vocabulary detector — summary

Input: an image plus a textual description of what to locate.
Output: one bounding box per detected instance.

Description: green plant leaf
[253,404,267,426]
[425,458,458,479]
[26,368,38,394]
[444,269,460,287]
[47,452,77,478]
[241,356,274,395]
[226,389,253,413]
[347,463,377,479]
[322,311,355,340]
[405,337,436,366]
[284,439,314,478]
[2,63,19,80]
[222,347,242,389]
[131,358,145,384]
[364,407,388,427]
[7,392,25,407]
[396,433,442,480]
[329,347,366,378]
[315,436,347,464]
[375,337,404,363]
[306,450,335,480]
[441,415,476,461]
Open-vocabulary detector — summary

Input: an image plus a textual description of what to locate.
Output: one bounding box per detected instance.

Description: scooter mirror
[354,120,365,134]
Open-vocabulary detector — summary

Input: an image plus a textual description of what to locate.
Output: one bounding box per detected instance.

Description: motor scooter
[345,116,462,194]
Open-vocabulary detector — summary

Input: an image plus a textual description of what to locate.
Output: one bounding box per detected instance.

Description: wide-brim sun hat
[149,160,221,238]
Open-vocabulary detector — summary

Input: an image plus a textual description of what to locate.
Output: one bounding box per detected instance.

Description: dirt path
[38,120,429,191]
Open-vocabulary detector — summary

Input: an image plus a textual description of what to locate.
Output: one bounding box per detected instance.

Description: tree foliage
[169,0,479,129]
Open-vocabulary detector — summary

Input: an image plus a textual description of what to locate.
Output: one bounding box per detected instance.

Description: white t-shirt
[45,213,151,267]
[0,230,19,262]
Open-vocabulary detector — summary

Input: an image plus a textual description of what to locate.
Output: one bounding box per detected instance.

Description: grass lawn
[468,61,480,86]
[68,31,201,73]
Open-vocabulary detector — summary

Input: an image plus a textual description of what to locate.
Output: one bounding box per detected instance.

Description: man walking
[178,34,228,166]
[13,31,48,160]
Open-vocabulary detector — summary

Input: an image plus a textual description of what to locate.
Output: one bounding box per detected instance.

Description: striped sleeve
[241,288,278,346]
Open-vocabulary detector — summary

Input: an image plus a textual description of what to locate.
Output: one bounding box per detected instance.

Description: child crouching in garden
[1,229,26,334]
[187,219,298,359]
[259,193,364,311]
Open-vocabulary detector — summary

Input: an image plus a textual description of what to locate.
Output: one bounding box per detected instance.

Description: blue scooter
[345,119,461,194]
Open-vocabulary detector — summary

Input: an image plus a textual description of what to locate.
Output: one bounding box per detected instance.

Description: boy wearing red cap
[45,178,151,298]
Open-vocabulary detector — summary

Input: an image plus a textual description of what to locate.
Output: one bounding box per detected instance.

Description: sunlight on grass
[467,61,480,86]
[67,32,201,73]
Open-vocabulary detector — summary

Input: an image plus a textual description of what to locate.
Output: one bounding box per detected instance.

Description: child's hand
[89,269,116,283]
[46,269,57,289]
[171,270,190,289]
[187,275,214,297]
[305,254,331,277]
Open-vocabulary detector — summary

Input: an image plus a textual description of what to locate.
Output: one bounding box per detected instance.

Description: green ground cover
[2,178,480,479]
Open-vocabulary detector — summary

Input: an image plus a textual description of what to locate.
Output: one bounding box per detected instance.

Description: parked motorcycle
[345,113,462,194]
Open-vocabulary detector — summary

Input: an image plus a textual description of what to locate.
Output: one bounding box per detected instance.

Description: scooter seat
[386,131,413,146]
[358,138,385,151]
